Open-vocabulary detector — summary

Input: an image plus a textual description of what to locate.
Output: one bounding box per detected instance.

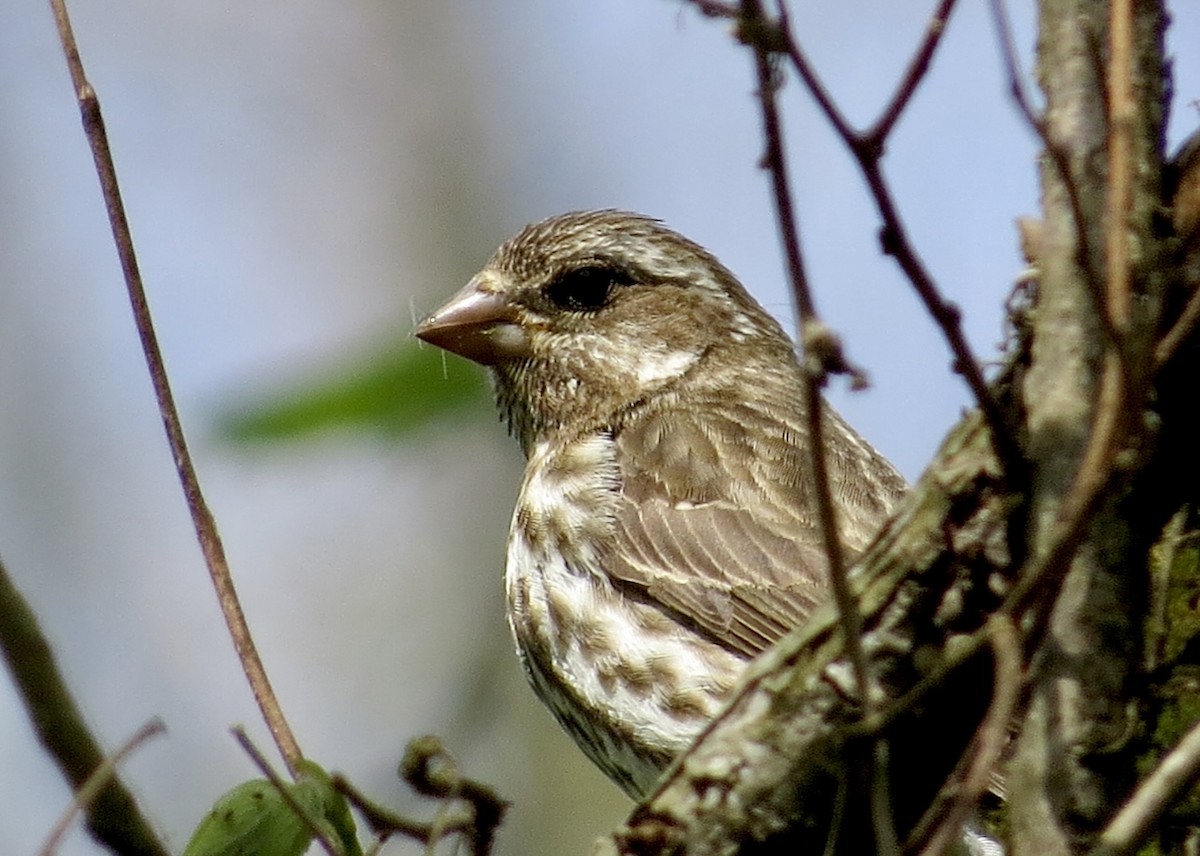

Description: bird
[415,210,907,800]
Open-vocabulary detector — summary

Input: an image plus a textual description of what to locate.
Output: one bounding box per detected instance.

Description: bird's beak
[415,275,531,366]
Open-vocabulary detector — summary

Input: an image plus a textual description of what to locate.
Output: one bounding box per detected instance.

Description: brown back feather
[606,381,903,659]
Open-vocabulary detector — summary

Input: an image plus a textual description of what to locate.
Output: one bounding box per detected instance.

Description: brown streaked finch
[416,210,906,799]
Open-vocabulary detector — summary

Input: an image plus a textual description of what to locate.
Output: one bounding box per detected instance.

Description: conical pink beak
[415,276,531,366]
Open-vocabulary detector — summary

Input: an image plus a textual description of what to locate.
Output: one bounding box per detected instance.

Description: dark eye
[543,266,627,312]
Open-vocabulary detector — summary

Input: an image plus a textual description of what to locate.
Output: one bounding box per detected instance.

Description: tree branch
[740,0,869,732]
[864,0,959,146]
[1091,715,1200,856]
[0,557,169,856]
[604,408,1016,855]
[38,719,167,856]
[774,1,1023,477]
[47,0,303,775]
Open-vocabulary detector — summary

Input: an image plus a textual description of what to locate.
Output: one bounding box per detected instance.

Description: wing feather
[606,394,903,660]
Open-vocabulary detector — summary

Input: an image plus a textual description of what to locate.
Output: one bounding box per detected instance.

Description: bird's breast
[503,434,745,797]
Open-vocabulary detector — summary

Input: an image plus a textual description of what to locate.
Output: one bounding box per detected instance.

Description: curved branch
[771,3,1023,474]
[47,0,303,775]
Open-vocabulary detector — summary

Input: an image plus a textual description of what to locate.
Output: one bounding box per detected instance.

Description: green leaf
[181,778,313,856]
[182,762,362,856]
[218,341,490,443]
[293,760,363,856]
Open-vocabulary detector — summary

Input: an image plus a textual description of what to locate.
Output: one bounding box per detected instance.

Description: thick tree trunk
[1008,0,1167,851]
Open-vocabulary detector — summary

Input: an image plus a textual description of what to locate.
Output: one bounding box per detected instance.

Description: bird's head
[416,210,797,453]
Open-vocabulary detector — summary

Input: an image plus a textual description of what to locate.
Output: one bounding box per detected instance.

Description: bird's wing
[606,400,880,660]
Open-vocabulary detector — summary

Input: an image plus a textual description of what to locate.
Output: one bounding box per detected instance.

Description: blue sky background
[1,2,1197,853]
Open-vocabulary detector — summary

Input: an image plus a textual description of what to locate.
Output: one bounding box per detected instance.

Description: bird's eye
[543,266,626,312]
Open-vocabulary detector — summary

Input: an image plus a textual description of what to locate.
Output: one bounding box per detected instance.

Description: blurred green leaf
[218,341,490,444]
[181,778,314,856]
[293,760,362,856]
[182,761,363,856]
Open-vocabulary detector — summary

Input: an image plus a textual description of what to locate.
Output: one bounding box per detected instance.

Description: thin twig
[331,739,508,856]
[1090,716,1200,856]
[0,556,169,856]
[741,0,868,714]
[1006,357,1127,637]
[47,0,303,775]
[987,0,1042,135]
[688,0,739,18]
[987,0,1116,346]
[863,156,1022,476]
[1154,285,1200,369]
[232,727,341,856]
[909,616,1021,856]
[865,0,959,146]
[400,736,509,856]
[39,719,167,856]
[774,3,1021,474]
[770,2,855,146]
[742,0,890,849]
[332,776,452,847]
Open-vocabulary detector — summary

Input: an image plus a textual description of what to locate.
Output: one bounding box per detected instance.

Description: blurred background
[0,1,1196,853]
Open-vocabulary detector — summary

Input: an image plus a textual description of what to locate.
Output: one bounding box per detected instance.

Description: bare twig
[1154,285,1200,368]
[909,616,1021,856]
[331,737,507,856]
[768,2,855,145]
[332,775,441,848]
[987,0,1042,134]
[39,719,167,856]
[741,0,868,716]
[0,556,169,856]
[699,0,1020,471]
[688,0,739,18]
[400,736,509,856]
[987,0,1115,345]
[232,727,341,856]
[47,0,302,775]
[861,156,1022,475]
[770,2,1021,474]
[741,1,896,849]
[865,0,959,146]
[1090,716,1200,856]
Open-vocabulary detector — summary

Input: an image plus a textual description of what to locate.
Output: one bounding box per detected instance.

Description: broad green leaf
[218,341,489,443]
[181,778,313,856]
[182,762,361,856]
